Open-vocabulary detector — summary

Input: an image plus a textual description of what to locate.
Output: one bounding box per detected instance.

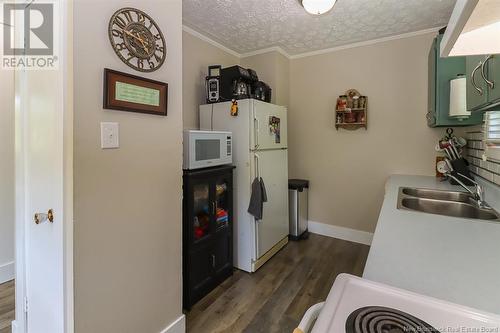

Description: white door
[14,1,72,332]
[250,100,288,150]
[252,149,289,258]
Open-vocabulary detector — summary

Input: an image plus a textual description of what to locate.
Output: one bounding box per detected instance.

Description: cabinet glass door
[214,179,230,231]
[193,183,211,241]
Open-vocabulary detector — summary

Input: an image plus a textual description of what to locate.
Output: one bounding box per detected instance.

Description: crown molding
[289,26,443,59]
[240,46,291,59]
[182,25,442,60]
[182,25,241,58]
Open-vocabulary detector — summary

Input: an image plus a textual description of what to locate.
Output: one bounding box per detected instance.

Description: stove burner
[345,306,440,333]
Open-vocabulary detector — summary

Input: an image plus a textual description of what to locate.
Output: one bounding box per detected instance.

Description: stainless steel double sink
[397,187,500,221]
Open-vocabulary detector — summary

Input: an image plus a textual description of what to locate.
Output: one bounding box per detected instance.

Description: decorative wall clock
[108,7,166,72]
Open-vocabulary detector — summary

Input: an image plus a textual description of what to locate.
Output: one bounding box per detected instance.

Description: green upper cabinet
[466,54,500,111]
[484,55,500,108]
[428,34,484,127]
[467,55,489,111]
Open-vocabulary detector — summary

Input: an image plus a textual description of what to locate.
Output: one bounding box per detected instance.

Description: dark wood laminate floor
[186,234,370,333]
[0,280,14,333]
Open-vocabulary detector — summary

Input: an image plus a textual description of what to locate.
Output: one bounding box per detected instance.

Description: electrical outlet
[100,122,119,149]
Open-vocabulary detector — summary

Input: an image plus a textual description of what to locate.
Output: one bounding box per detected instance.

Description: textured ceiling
[183,0,456,56]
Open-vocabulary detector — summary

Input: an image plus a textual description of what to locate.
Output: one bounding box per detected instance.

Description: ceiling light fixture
[301,0,337,15]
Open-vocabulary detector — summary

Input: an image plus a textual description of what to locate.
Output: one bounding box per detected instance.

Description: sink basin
[401,187,472,203]
[397,187,500,221]
[399,198,500,220]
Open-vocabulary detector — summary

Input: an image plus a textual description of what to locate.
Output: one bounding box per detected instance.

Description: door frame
[13,1,74,332]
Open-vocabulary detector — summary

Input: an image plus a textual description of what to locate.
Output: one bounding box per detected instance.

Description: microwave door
[193,138,221,168]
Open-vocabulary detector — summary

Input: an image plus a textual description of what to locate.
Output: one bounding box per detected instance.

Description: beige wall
[183,31,239,129]
[73,1,183,332]
[241,51,290,106]
[182,33,290,129]
[0,69,15,282]
[289,33,443,233]
[182,30,445,234]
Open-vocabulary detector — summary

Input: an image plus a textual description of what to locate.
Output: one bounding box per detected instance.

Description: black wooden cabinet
[183,165,234,309]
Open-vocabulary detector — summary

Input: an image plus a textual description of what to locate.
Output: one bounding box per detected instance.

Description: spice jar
[337,95,347,110]
[345,112,356,123]
[352,96,359,109]
[347,97,353,109]
[359,96,366,109]
[357,111,366,123]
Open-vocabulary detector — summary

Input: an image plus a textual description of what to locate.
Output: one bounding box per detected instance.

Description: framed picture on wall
[103,68,168,116]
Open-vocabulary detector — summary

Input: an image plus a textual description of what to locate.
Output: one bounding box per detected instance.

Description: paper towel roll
[449,76,470,119]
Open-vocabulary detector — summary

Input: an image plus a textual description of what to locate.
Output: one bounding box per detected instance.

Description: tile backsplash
[466,126,500,186]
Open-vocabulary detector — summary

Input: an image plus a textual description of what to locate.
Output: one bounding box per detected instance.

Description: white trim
[182,25,241,58]
[289,26,442,59]
[308,221,373,246]
[11,320,18,333]
[14,64,27,333]
[182,25,442,60]
[63,1,74,331]
[160,315,185,333]
[0,261,15,284]
[440,0,478,57]
[240,46,291,59]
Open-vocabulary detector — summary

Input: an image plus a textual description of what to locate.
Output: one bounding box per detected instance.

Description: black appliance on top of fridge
[219,65,272,102]
[252,81,272,103]
[220,65,255,100]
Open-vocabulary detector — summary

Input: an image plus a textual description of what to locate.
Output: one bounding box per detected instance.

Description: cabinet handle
[481,55,495,89]
[211,254,216,268]
[471,61,484,96]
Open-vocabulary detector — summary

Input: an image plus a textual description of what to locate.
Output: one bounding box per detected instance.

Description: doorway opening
[0,280,15,333]
[0,67,15,333]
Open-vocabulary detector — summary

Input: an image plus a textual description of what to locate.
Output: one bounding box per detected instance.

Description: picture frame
[103,68,168,116]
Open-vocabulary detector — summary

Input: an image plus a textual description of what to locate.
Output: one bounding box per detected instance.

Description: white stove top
[311,274,500,333]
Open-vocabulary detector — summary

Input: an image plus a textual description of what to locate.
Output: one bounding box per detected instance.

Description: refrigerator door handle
[254,153,260,179]
[254,117,260,149]
[253,152,261,259]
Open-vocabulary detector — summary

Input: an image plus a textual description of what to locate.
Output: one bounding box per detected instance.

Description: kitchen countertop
[363,174,500,315]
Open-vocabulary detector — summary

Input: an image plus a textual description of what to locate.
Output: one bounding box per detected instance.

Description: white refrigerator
[200,99,289,272]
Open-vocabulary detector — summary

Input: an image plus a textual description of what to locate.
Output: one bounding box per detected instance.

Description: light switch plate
[100,122,119,149]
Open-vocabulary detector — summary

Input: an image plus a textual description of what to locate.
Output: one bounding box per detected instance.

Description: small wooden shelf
[336,108,366,113]
[335,89,367,130]
[336,122,366,125]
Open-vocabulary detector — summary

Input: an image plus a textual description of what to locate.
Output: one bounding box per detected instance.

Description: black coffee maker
[220,66,258,100]
[252,81,272,103]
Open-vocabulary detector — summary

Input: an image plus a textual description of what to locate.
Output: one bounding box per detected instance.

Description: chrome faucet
[445,171,488,208]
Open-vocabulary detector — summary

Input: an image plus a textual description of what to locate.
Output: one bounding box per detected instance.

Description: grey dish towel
[248,177,268,220]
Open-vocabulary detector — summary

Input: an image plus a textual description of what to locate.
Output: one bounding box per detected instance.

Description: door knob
[34,209,54,224]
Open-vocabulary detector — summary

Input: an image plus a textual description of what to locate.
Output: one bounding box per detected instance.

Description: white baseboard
[308,221,373,246]
[160,315,185,333]
[0,261,15,284]
[11,320,18,333]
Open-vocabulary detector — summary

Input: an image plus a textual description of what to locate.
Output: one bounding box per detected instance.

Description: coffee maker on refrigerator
[220,65,258,101]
